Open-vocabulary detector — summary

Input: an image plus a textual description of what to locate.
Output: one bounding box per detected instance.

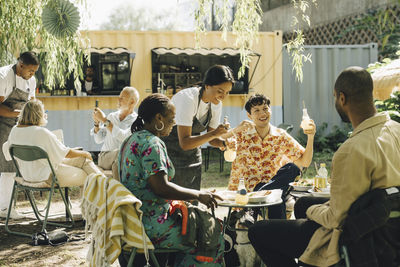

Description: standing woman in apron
[162,65,234,190]
[0,52,39,219]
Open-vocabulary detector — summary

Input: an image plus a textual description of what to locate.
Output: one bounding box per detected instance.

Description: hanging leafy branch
[194,0,213,47]
[286,0,317,82]
[194,0,262,78]
[0,0,89,90]
[231,0,262,78]
[194,0,317,81]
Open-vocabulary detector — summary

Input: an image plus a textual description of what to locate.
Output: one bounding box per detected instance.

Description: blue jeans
[254,163,301,219]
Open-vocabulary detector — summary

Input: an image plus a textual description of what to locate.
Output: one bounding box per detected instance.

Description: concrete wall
[261,0,392,33]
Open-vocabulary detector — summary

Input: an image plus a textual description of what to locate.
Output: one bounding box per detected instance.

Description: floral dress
[119,130,223,266]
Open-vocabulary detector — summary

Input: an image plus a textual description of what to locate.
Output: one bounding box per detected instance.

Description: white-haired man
[91,87,139,178]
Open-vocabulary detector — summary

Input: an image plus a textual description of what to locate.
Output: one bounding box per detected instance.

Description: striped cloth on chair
[81,173,154,267]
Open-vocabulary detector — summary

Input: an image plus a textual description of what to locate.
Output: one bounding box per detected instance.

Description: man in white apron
[0,51,39,219]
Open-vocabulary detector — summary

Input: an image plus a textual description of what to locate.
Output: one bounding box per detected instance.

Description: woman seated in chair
[6,99,102,187]
[118,94,225,266]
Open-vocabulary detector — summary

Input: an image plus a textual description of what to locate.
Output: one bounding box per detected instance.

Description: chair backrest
[9,144,56,180]
[339,186,400,266]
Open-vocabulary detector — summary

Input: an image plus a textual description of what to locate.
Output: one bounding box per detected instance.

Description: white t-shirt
[85,80,93,92]
[7,126,70,182]
[0,64,36,100]
[171,87,222,129]
[90,110,137,151]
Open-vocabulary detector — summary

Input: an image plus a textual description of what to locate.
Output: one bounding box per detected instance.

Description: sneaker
[0,208,25,220]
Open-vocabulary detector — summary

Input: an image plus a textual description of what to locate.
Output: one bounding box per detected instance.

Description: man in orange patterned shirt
[227,94,316,218]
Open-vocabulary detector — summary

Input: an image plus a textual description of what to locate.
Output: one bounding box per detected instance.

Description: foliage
[366,57,394,74]
[194,0,318,80]
[336,3,400,59]
[0,0,90,90]
[296,122,353,153]
[99,4,182,31]
[375,91,400,123]
[195,0,263,78]
[286,0,317,82]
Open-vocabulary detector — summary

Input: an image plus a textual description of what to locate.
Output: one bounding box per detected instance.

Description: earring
[155,121,164,131]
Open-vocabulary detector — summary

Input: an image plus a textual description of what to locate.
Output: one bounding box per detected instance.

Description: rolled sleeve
[283,132,305,161]
[91,127,107,144]
[172,92,196,126]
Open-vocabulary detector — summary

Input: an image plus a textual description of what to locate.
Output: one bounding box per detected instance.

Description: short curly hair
[244,94,271,114]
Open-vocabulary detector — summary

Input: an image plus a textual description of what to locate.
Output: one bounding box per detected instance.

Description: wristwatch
[104,119,111,127]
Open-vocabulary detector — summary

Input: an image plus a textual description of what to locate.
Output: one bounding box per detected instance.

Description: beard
[335,102,350,123]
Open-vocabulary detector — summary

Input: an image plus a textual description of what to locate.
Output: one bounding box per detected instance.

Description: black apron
[0,65,30,172]
[162,88,212,190]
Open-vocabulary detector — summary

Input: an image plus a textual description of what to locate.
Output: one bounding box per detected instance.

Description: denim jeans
[254,163,301,219]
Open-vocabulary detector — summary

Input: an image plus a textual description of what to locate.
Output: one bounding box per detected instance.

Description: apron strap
[12,64,17,89]
[195,87,212,127]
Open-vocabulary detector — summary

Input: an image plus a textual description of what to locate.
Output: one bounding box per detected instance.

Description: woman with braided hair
[118,93,225,266]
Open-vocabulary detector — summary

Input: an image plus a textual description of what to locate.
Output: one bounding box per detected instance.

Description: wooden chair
[5,144,74,238]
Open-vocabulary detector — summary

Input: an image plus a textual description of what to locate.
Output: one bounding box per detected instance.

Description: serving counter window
[98,52,132,94]
[151,47,261,96]
[36,47,135,97]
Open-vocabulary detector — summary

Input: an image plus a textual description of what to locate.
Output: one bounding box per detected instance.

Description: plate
[289,182,313,192]
[247,191,271,203]
[308,188,330,197]
[216,190,236,201]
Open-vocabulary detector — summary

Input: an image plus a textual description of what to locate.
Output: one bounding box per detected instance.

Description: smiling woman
[161,65,234,191]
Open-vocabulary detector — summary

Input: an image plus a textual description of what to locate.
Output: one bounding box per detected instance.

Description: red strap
[169,200,188,235]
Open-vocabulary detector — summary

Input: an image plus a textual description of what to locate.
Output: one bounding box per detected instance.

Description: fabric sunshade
[372,59,400,100]
[151,47,261,57]
[90,47,135,58]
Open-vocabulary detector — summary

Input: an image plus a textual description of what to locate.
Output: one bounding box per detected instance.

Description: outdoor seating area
[1,1,400,266]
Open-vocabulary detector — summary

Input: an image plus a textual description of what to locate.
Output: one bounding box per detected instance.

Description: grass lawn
[201,148,232,190]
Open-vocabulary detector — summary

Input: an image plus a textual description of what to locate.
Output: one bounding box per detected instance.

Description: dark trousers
[254,163,301,219]
[248,196,330,267]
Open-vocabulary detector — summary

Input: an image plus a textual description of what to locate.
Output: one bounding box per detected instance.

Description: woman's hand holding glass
[213,123,230,137]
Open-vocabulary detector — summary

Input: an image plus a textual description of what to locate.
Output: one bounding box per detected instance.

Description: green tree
[0,0,90,90]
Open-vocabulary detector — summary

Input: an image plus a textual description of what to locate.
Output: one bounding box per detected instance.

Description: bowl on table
[247,190,271,203]
[308,187,330,197]
[289,179,314,192]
